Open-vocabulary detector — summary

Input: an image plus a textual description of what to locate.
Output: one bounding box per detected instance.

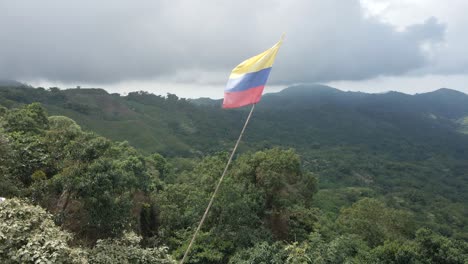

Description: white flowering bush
[0,198,86,263]
[89,231,175,264]
[0,198,175,264]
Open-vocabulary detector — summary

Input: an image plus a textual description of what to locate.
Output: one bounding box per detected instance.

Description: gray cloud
[0,0,446,85]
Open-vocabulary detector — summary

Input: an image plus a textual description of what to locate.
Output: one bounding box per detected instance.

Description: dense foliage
[0,198,174,263]
[1,85,468,263]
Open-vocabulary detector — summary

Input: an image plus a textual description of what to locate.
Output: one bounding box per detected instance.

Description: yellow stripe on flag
[229,40,283,79]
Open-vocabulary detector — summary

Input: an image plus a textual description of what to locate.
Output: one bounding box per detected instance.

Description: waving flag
[182,37,284,264]
[223,38,283,108]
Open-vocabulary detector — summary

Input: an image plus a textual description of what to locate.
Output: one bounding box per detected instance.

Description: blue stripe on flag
[225,67,272,92]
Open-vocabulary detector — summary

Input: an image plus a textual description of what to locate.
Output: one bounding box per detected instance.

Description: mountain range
[1,83,468,157]
[1,82,467,239]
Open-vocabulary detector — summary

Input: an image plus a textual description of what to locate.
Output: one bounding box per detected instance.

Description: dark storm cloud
[0,0,445,84]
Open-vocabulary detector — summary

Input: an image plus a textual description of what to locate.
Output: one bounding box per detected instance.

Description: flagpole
[180,103,256,264]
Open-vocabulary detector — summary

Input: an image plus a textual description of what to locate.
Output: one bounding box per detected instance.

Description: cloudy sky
[1,0,467,98]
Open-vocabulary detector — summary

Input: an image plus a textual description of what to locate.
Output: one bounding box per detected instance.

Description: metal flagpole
[180,104,256,264]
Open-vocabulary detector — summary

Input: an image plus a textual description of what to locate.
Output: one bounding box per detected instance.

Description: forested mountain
[0,84,467,263]
[2,84,468,157]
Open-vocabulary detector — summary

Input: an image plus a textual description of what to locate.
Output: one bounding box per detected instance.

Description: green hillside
[2,84,468,157]
[1,84,467,263]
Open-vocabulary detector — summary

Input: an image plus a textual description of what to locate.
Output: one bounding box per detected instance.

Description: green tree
[282,232,369,264]
[45,116,83,174]
[50,133,154,240]
[337,198,414,246]
[2,103,49,134]
[0,132,20,196]
[232,148,318,240]
[7,132,49,186]
[361,229,468,263]
[415,228,468,264]
[0,104,51,187]
[140,203,159,239]
[147,153,170,180]
[229,242,286,264]
[363,240,419,264]
[158,149,318,262]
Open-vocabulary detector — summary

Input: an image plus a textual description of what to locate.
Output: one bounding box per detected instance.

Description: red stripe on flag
[222,86,265,109]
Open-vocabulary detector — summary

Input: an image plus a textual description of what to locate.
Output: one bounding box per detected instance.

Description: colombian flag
[223,38,283,108]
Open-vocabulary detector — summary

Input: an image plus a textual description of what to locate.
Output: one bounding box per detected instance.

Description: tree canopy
[0,98,467,263]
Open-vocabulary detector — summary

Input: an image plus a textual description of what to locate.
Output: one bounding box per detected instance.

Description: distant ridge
[0,79,25,87]
[258,84,468,119]
[1,83,468,155]
[275,84,467,97]
[189,97,222,106]
[418,87,467,96]
[277,84,342,95]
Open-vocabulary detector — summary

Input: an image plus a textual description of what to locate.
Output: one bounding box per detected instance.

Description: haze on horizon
[1,0,468,98]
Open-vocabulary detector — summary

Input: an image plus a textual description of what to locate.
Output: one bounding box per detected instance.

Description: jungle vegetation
[0,84,467,263]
